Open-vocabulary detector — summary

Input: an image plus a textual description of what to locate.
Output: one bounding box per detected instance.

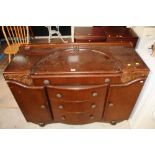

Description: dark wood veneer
[3,43,149,126]
[74,26,138,47]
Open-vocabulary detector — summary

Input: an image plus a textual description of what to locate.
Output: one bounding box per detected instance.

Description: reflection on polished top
[32,48,121,74]
[4,43,149,78]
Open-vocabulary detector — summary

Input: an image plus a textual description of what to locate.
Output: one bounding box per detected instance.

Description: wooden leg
[38,123,45,127]
[9,54,11,63]
[111,121,117,125]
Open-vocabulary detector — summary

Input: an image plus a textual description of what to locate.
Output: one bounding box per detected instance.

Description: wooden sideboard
[3,43,149,126]
[74,27,138,47]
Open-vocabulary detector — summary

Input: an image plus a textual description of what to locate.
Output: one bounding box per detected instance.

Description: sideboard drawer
[53,110,102,124]
[106,37,138,47]
[46,85,107,101]
[74,27,106,43]
[74,37,106,43]
[51,98,104,113]
[32,76,121,86]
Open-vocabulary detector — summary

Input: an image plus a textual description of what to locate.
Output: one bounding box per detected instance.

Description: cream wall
[129,26,155,128]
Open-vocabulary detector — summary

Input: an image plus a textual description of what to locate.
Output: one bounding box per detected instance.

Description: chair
[47,26,68,43]
[2,26,29,62]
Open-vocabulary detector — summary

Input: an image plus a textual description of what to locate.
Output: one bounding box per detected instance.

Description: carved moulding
[4,74,33,86]
[121,69,149,83]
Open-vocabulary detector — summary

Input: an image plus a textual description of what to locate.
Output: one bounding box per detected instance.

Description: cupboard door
[103,78,146,122]
[7,81,52,124]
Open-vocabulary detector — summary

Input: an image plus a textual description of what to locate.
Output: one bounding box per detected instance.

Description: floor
[0,39,131,129]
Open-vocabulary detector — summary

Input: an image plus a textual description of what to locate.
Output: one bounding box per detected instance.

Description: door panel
[103,78,146,122]
[7,81,53,124]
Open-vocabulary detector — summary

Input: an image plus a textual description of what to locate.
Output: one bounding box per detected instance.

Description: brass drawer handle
[108,102,114,107]
[104,78,110,83]
[61,116,66,120]
[58,105,64,109]
[40,105,46,109]
[43,79,50,85]
[92,92,98,97]
[91,103,96,109]
[56,93,63,98]
[89,115,94,119]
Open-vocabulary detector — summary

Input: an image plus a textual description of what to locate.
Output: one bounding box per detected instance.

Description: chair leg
[48,33,51,43]
[9,54,11,63]
[57,32,68,43]
[48,26,51,43]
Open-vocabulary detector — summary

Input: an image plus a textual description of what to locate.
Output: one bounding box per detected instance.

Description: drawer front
[7,81,53,124]
[51,98,104,113]
[53,110,102,124]
[106,38,138,47]
[47,85,107,124]
[46,85,107,101]
[103,78,146,122]
[74,37,106,43]
[106,37,132,42]
[32,76,121,86]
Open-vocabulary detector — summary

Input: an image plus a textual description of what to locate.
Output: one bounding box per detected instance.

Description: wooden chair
[2,26,29,62]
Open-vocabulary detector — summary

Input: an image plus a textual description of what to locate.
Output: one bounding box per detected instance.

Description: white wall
[129,26,155,128]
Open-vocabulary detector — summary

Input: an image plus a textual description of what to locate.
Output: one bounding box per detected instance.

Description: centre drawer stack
[46,85,107,124]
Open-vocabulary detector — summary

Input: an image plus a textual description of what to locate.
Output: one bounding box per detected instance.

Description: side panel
[7,81,53,124]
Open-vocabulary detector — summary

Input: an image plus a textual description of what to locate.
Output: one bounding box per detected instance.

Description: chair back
[2,26,29,46]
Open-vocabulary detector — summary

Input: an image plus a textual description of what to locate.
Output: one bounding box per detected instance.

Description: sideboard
[3,43,149,126]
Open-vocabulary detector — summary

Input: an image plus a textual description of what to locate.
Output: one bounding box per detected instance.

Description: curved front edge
[7,81,53,125]
[102,78,146,123]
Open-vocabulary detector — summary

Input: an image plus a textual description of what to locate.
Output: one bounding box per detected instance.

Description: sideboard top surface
[4,43,149,76]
